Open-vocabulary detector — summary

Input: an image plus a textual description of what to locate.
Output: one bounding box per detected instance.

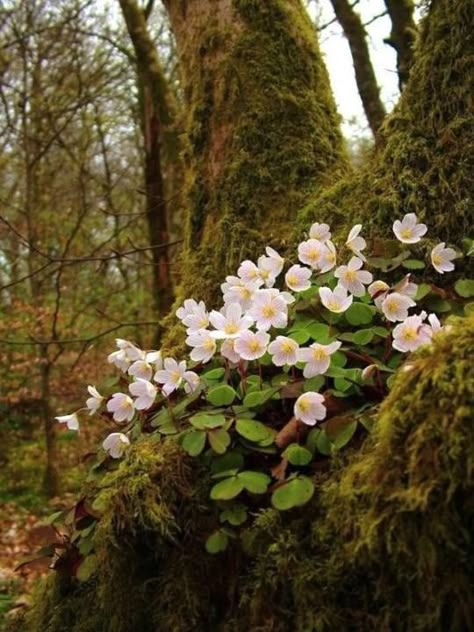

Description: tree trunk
[299,0,474,246]
[161,0,347,348]
[330,0,386,140]
[384,0,417,90]
[119,0,175,321]
[40,345,58,497]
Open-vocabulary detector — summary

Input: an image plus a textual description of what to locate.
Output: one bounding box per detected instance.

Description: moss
[230,314,474,631]
[295,0,474,247]
[162,0,348,352]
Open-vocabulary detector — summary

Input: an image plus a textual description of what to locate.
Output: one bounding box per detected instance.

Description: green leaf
[220,504,247,526]
[315,429,333,455]
[330,350,347,367]
[402,259,425,270]
[303,375,325,392]
[210,451,244,474]
[203,367,226,381]
[415,283,432,300]
[327,419,358,449]
[205,530,228,554]
[182,430,207,456]
[334,377,352,392]
[271,476,314,511]
[306,323,330,342]
[282,444,313,466]
[190,413,226,429]
[76,554,98,582]
[207,384,237,406]
[372,326,390,338]
[210,476,244,500]
[345,302,374,326]
[352,329,374,345]
[288,330,310,344]
[455,279,474,298]
[208,428,231,454]
[235,418,272,443]
[237,470,271,494]
[243,388,278,408]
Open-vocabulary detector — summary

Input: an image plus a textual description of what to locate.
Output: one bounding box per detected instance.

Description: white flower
[107,349,130,372]
[129,379,157,410]
[381,292,416,322]
[309,222,331,242]
[176,299,209,332]
[102,433,130,459]
[369,280,390,309]
[345,224,367,261]
[285,265,312,292]
[222,278,259,311]
[319,285,353,313]
[115,339,144,362]
[107,393,135,423]
[297,239,324,269]
[256,255,278,287]
[55,413,79,431]
[220,338,241,364]
[234,330,270,361]
[128,351,163,381]
[334,256,373,297]
[238,260,264,285]
[268,336,300,366]
[154,358,199,396]
[209,303,254,339]
[319,240,337,273]
[298,341,342,377]
[427,312,442,332]
[248,289,288,331]
[393,213,427,244]
[264,247,285,276]
[86,386,103,416]
[186,329,217,363]
[431,242,456,274]
[294,392,326,426]
[392,313,431,353]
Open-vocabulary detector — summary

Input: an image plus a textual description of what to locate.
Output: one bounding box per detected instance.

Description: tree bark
[384,0,417,90]
[330,0,386,140]
[162,0,347,348]
[119,0,175,322]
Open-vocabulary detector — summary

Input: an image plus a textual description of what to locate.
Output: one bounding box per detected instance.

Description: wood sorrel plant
[52,216,472,567]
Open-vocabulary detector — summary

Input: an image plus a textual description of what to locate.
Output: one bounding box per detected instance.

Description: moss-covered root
[297,0,474,245]
[161,0,347,352]
[9,439,226,632]
[234,314,474,631]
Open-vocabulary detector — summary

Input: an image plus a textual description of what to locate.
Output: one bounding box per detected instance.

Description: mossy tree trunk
[298,0,474,246]
[161,0,347,348]
[384,0,417,89]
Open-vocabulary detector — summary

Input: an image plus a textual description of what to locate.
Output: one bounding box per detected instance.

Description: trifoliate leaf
[237,471,271,494]
[208,428,231,454]
[455,279,474,298]
[207,384,237,406]
[282,444,313,466]
[190,413,226,429]
[210,476,244,500]
[345,303,374,326]
[271,476,314,511]
[235,418,273,443]
[182,430,207,456]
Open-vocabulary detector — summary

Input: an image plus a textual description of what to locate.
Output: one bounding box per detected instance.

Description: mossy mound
[232,313,474,631]
[296,0,474,246]
[10,315,474,631]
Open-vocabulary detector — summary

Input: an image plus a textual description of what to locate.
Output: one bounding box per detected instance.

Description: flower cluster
[55,213,460,464]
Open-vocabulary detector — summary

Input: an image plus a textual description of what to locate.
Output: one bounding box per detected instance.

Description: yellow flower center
[327,299,340,311]
[312,347,328,361]
[262,304,277,318]
[249,339,262,352]
[260,269,270,280]
[384,298,398,313]
[400,228,413,239]
[199,318,208,328]
[204,339,215,351]
[432,254,442,265]
[281,340,295,353]
[225,323,239,335]
[344,270,357,282]
[120,398,131,409]
[298,399,310,413]
[401,327,417,341]
[287,274,298,286]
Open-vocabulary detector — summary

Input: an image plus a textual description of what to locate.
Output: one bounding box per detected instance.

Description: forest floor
[0,418,100,629]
